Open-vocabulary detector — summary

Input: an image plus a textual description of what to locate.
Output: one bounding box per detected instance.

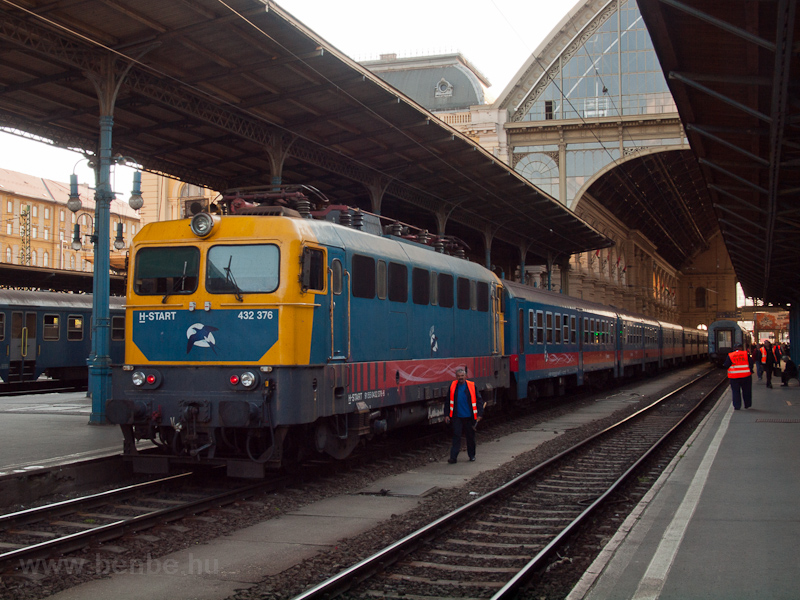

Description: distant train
[106,187,708,477]
[707,319,751,367]
[0,291,125,385]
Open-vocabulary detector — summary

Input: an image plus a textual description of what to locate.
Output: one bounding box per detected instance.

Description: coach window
[111,316,125,341]
[438,273,454,308]
[377,260,387,299]
[555,314,562,343]
[570,316,576,343]
[0,313,4,341]
[583,317,589,343]
[68,315,83,341]
[331,259,343,295]
[546,312,553,343]
[537,311,545,343]
[564,315,570,344]
[430,271,438,305]
[207,245,279,294]
[590,319,596,344]
[388,262,407,302]
[528,310,535,344]
[412,267,430,305]
[352,254,376,299]
[43,314,59,341]
[134,246,200,296]
[456,277,470,310]
[476,281,489,312]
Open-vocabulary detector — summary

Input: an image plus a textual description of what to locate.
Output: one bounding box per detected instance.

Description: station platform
[0,391,123,475]
[569,374,800,600]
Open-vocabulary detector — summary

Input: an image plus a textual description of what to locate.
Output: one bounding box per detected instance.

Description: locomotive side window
[412,268,429,305]
[430,271,438,305]
[301,247,325,292]
[388,262,407,302]
[111,316,125,341]
[456,277,470,309]
[207,245,279,294]
[135,246,199,296]
[377,260,387,299]
[536,311,544,343]
[476,281,489,312]
[470,280,477,310]
[331,259,343,295]
[528,310,535,344]
[0,313,4,340]
[352,254,376,299]
[555,314,562,343]
[43,314,59,341]
[68,315,83,341]
[438,274,454,308]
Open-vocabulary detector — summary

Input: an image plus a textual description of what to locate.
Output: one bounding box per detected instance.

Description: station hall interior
[0,0,797,352]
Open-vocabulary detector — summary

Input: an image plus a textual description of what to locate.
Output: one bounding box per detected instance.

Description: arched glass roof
[512,0,675,122]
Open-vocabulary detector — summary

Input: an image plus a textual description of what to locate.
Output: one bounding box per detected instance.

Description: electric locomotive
[107,188,508,477]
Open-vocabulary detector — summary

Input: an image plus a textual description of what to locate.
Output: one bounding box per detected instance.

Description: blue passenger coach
[0,291,125,383]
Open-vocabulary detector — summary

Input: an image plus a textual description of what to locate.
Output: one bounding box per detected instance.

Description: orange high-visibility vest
[449,379,478,418]
[727,350,751,379]
[761,347,767,363]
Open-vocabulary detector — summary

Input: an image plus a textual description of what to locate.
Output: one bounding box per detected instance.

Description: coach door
[10,311,37,381]
[328,251,349,361]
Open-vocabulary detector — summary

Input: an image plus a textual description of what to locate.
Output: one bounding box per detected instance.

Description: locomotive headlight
[132,371,146,386]
[190,213,218,238]
[240,371,256,388]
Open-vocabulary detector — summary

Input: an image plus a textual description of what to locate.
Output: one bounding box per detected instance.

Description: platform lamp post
[68,144,143,424]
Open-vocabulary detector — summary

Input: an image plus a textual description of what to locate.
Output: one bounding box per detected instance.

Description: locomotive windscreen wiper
[162,261,189,303]
[224,256,244,302]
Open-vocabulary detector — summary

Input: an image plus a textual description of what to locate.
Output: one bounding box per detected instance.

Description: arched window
[70,255,76,270]
[31,250,37,266]
[695,287,706,308]
[4,247,10,263]
[180,183,204,198]
[43,252,49,267]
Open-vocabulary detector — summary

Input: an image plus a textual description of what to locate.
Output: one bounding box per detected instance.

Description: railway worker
[723,343,753,410]
[445,367,484,464]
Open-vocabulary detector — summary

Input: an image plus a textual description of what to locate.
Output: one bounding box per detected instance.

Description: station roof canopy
[0,0,612,268]
[639,0,800,306]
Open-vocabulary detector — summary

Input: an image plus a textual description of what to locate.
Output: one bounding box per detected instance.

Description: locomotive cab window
[43,314,59,341]
[134,246,200,296]
[207,244,279,294]
[67,315,83,341]
[301,247,325,292]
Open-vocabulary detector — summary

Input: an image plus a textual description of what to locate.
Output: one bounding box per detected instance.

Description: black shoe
[767,384,773,388]
[469,457,476,462]
[447,459,456,464]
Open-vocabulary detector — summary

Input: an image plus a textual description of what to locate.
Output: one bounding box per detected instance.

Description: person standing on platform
[445,367,483,464]
[758,342,767,380]
[723,343,753,409]
[752,343,763,379]
[764,340,776,388]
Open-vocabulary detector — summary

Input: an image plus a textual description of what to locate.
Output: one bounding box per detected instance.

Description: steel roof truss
[670,72,771,124]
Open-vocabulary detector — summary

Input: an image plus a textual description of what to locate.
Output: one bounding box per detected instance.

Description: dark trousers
[766,364,774,387]
[450,417,476,461]
[730,376,752,409]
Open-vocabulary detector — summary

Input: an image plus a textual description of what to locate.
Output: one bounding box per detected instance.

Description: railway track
[0,471,284,572]
[292,368,726,600]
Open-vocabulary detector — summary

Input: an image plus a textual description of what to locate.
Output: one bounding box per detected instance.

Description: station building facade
[365,0,738,328]
[0,167,140,273]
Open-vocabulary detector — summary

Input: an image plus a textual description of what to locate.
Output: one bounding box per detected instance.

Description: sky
[0,0,576,195]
